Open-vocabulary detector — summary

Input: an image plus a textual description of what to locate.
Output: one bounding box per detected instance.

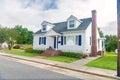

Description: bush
[60,52,88,59]
[25,48,44,54]
[20,45,33,50]
[13,44,21,49]
[24,45,33,50]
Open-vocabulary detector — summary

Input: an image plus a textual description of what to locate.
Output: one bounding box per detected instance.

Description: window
[90,37,91,45]
[66,36,75,45]
[69,20,75,28]
[42,25,46,31]
[63,35,82,46]
[39,37,46,45]
[76,36,79,45]
[41,37,44,44]
[64,36,66,45]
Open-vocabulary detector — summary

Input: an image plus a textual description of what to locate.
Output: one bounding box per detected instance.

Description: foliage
[0,25,33,46]
[25,48,44,54]
[105,35,117,52]
[60,52,88,58]
[0,26,20,43]
[45,56,79,63]
[98,27,104,38]
[85,52,117,70]
[7,37,16,50]
[15,25,34,44]
[13,44,21,49]
[23,45,33,50]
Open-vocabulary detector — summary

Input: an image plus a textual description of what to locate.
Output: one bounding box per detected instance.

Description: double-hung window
[42,25,46,31]
[69,20,75,28]
[66,36,75,45]
[39,37,46,45]
[64,35,82,46]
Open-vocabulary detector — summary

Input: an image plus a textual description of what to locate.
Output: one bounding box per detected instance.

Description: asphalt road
[0,56,81,80]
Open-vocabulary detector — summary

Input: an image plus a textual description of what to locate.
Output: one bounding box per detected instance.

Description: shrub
[25,48,44,54]
[60,52,88,59]
[22,45,33,50]
[13,44,21,49]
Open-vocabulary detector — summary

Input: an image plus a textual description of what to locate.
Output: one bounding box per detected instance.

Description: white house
[33,10,105,55]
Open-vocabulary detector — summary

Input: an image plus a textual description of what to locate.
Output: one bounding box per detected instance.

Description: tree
[98,27,104,38]
[0,27,20,43]
[105,35,117,52]
[27,31,34,44]
[7,37,16,50]
[14,25,34,44]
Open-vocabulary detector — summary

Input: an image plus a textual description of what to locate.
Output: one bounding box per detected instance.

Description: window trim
[69,20,75,28]
[39,37,46,45]
[63,35,82,46]
[42,25,46,31]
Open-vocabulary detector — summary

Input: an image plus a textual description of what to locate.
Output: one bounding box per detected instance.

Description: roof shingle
[35,17,92,34]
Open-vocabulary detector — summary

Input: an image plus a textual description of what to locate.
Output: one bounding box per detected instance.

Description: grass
[1,49,41,57]
[45,56,79,63]
[1,49,79,63]
[85,52,117,70]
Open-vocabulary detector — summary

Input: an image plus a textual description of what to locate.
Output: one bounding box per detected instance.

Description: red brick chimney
[91,10,97,56]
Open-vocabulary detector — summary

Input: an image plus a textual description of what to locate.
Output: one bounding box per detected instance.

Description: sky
[0,0,117,35]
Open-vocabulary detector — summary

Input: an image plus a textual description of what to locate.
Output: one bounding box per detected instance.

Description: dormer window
[42,25,46,31]
[67,15,82,29]
[69,20,75,28]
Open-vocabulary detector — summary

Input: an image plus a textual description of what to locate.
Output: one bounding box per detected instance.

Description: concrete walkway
[70,56,100,66]
[0,52,118,79]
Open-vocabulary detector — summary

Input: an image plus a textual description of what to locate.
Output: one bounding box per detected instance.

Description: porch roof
[45,29,61,36]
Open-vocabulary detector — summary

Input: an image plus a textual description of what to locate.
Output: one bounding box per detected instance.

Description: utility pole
[117,0,120,77]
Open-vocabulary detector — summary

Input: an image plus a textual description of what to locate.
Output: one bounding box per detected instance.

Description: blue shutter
[78,35,82,46]
[61,36,63,45]
[54,37,56,48]
[39,37,41,45]
[44,37,46,45]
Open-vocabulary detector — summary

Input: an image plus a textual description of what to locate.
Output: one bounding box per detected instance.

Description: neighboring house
[33,10,105,55]
[1,41,8,49]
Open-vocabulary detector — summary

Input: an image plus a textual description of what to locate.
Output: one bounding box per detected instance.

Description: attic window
[69,20,75,28]
[42,25,46,31]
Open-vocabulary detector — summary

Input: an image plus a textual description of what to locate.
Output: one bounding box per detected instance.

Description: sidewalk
[0,52,118,79]
[70,56,100,66]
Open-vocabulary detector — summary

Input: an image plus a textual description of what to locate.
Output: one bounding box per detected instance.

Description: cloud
[0,0,117,35]
[101,21,117,35]
[22,0,58,10]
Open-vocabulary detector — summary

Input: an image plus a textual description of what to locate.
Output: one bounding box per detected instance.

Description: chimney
[91,10,97,56]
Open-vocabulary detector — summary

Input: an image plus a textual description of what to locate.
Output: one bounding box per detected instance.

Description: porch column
[56,36,58,50]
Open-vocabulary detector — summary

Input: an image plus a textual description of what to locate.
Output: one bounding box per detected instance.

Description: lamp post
[117,0,120,77]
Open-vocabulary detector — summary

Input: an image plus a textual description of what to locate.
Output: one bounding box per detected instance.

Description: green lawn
[45,56,79,63]
[85,52,117,70]
[1,49,41,57]
[1,49,79,63]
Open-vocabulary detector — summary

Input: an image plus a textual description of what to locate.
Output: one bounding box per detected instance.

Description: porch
[45,29,61,50]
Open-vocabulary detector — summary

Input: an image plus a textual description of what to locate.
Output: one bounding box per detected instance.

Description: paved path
[70,56,100,66]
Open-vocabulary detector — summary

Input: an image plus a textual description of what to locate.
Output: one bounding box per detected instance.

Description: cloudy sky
[0,0,117,35]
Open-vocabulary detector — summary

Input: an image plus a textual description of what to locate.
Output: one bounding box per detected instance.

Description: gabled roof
[35,17,92,34]
[67,15,82,23]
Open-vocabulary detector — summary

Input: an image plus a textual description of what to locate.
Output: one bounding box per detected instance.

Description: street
[0,55,114,80]
[0,55,80,80]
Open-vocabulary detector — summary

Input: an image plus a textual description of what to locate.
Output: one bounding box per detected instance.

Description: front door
[54,37,58,49]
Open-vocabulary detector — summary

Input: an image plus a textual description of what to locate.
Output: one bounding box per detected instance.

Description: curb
[0,53,120,79]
